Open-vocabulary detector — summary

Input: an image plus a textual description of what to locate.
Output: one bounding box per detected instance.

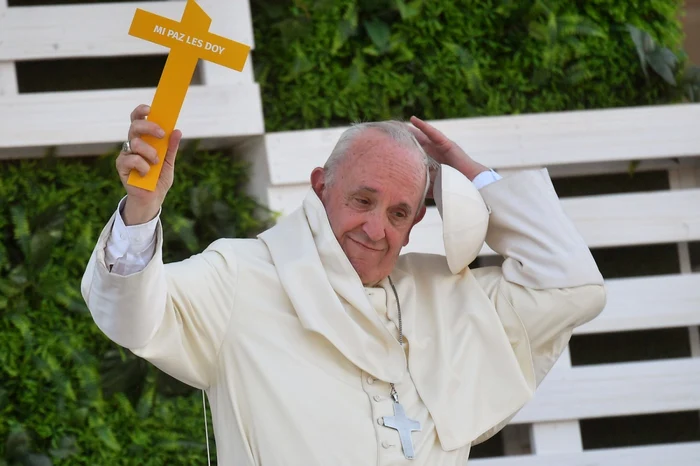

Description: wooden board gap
[570,327,692,366]
[16,55,203,93]
[580,411,700,450]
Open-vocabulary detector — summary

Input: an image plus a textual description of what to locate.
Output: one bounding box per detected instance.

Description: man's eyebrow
[352,186,413,215]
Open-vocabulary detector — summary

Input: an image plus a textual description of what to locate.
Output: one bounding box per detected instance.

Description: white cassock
[81,167,606,465]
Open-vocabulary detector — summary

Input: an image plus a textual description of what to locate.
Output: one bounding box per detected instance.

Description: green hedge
[252,0,687,131]
[0,145,271,465]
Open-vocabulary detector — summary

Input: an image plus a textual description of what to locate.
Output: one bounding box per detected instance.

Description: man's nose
[362,212,386,243]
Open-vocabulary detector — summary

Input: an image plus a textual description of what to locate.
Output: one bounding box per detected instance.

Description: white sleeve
[104,196,161,276]
[471,169,502,189]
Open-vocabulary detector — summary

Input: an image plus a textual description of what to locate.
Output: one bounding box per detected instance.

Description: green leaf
[49,436,79,460]
[10,205,31,258]
[647,48,678,85]
[395,0,421,20]
[626,24,650,79]
[97,425,121,452]
[364,19,391,54]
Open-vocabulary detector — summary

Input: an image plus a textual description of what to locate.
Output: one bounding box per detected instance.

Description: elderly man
[81,104,606,465]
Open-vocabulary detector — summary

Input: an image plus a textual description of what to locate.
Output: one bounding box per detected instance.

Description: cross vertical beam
[125,0,250,191]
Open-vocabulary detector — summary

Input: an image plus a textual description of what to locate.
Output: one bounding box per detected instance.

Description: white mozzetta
[263,103,700,186]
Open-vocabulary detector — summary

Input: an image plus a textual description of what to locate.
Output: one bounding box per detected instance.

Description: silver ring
[122,140,132,153]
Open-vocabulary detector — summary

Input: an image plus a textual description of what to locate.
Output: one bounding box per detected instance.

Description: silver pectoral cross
[383,401,421,459]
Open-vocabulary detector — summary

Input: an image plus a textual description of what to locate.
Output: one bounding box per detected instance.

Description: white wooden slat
[470,442,700,466]
[0,0,15,96]
[0,1,255,61]
[510,358,700,423]
[0,83,264,151]
[529,348,583,455]
[406,188,700,256]
[576,273,700,334]
[198,0,255,84]
[267,187,700,253]
[0,63,17,96]
[263,104,700,186]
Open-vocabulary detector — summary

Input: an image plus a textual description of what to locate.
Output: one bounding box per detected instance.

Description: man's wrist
[453,158,490,181]
[122,197,161,226]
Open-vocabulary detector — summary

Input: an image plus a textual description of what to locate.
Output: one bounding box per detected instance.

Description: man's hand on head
[408,116,489,182]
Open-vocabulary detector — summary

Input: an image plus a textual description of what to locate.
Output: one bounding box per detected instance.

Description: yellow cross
[126,0,251,191]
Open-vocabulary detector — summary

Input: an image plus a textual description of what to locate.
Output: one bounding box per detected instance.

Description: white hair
[323,121,438,205]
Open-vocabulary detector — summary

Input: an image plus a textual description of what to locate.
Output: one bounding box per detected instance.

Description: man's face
[311,130,427,286]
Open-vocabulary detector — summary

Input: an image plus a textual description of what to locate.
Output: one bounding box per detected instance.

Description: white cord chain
[202,389,211,466]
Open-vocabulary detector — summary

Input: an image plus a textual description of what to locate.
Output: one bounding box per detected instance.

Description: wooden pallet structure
[0,0,264,158]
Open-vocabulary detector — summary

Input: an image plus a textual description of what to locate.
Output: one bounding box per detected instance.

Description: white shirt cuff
[471,169,502,189]
[104,196,160,273]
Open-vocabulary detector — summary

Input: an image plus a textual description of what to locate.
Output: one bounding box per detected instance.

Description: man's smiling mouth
[349,237,383,252]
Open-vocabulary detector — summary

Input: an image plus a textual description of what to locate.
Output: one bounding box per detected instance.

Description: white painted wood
[198,0,255,85]
[405,188,700,256]
[511,358,700,423]
[263,104,700,186]
[0,63,17,96]
[0,0,16,97]
[576,273,700,334]
[469,442,700,466]
[529,348,583,455]
[0,83,264,151]
[0,1,255,61]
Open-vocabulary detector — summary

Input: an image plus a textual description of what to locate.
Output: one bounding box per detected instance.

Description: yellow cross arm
[129,8,250,71]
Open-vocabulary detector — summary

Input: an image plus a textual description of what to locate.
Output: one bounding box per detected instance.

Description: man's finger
[129,137,159,165]
[406,125,431,146]
[130,104,151,123]
[410,116,451,148]
[164,130,182,168]
[128,120,165,142]
[117,153,151,177]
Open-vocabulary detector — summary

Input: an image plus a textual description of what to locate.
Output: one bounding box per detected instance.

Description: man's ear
[310,168,326,199]
[403,205,427,246]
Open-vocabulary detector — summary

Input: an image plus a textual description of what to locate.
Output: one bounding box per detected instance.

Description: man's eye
[393,211,407,219]
[355,198,370,205]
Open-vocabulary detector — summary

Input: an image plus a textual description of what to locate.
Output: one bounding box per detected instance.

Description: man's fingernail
[157,129,165,138]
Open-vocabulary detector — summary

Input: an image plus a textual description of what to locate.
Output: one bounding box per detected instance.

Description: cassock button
[373,395,381,402]
[367,376,375,384]
[377,418,384,425]
[381,441,391,449]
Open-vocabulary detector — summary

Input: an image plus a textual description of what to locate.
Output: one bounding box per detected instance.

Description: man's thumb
[164,129,182,169]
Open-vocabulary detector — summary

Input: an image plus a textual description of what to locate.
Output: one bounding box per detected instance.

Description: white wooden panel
[0,1,255,61]
[0,83,263,150]
[576,273,700,334]
[404,188,700,255]
[0,0,15,96]
[470,442,700,466]
[0,63,17,95]
[511,358,700,423]
[199,0,255,84]
[267,187,700,253]
[529,348,583,455]
[263,104,700,186]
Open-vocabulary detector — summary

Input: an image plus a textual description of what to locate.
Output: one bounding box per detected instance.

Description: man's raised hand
[116,104,182,225]
[408,116,489,181]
